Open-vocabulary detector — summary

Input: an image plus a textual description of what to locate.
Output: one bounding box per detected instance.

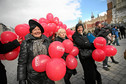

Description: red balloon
[4,50,19,60]
[66,55,78,69]
[53,17,59,25]
[110,46,117,56]
[46,13,54,23]
[0,54,6,60]
[15,24,29,37]
[1,31,17,44]
[94,37,106,49]
[102,45,117,56]
[14,46,20,52]
[46,58,66,81]
[71,30,75,35]
[62,24,67,30]
[48,41,65,58]
[58,58,66,66]
[47,23,56,33]
[66,28,72,35]
[58,21,63,27]
[69,46,79,56]
[40,23,48,33]
[23,23,30,29]
[54,26,60,33]
[39,18,48,24]
[62,39,74,53]
[92,49,106,62]
[32,55,51,72]
[67,34,73,41]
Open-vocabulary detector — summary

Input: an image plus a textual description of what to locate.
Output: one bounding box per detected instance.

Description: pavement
[55,38,126,84]
[2,38,126,84]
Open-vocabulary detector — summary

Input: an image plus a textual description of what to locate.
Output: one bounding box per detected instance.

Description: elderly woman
[17,19,55,84]
[72,23,102,84]
[55,28,77,84]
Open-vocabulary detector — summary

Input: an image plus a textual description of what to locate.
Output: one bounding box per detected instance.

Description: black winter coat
[94,27,110,44]
[0,40,20,54]
[17,34,54,84]
[0,40,20,84]
[94,27,110,38]
[72,32,95,50]
[0,40,20,69]
[72,32,95,60]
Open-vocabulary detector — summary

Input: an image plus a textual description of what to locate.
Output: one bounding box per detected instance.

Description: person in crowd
[72,23,102,84]
[94,22,110,71]
[55,28,77,84]
[0,37,22,84]
[17,19,55,84]
[119,25,126,39]
[94,22,119,71]
[117,26,121,40]
[106,31,119,64]
[112,26,120,46]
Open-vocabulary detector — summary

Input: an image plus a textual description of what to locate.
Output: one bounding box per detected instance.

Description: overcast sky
[0,0,107,28]
[0,0,82,28]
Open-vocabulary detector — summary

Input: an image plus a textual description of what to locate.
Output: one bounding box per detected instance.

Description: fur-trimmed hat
[29,19,44,33]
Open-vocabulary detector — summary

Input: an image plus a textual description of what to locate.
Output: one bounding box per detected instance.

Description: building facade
[0,23,14,35]
[71,13,107,32]
[107,0,126,26]
[82,13,107,32]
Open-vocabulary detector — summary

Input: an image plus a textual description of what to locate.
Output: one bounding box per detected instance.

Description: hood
[75,23,84,32]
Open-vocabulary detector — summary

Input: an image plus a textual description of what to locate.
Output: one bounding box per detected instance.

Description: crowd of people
[0,19,125,84]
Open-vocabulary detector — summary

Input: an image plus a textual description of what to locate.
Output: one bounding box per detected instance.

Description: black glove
[19,80,26,84]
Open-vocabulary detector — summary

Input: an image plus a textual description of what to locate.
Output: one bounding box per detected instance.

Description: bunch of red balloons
[32,39,79,81]
[92,37,117,62]
[36,13,75,41]
[0,31,20,60]
[14,13,75,41]
[48,39,79,81]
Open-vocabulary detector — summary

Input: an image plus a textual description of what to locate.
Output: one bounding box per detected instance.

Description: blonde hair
[57,28,66,37]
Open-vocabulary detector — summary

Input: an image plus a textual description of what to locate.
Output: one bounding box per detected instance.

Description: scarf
[32,39,47,56]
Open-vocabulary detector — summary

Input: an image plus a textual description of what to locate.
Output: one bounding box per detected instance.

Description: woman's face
[31,26,42,38]
[77,26,83,34]
[59,31,66,39]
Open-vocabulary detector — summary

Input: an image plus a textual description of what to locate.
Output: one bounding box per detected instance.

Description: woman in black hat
[17,19,55,84]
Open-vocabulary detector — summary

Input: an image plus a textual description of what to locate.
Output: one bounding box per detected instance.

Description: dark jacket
[17,34,54,84]
[72,32,95,50]
[72,32,95,59]
[94,27,110,38]
[0,40,20,54]
[0,39,20,71]
[94,27,110,44]
[0,39,20,84]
